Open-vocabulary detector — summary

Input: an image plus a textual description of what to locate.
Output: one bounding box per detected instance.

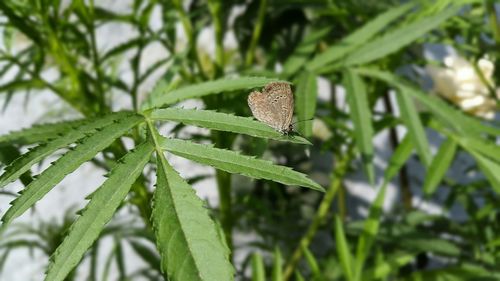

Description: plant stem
[382,92,412,210]
[47,33,92,114]
[131,42,144,112]
[283,150,352,281]
[245,0,267,67]
[338,183,347,220]
[472,59,497,99]
[208,0,225,76]
[172,0,208,79]
[172,0,193,46]
[211,130,234,253]
[89,241,98,281]
[216,170,233,251]
[87,0,107,113]
[206,3,231,249]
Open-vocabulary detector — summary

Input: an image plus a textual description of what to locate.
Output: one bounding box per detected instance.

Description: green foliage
[294,71,317,138]
[361,253,415,280]
[1,0,500,280]
[251,253,265,281]
[45,142,154,281]
[423,137,457,196]
[334,216,354,281]
[307,2,415,71]
[395,87,432,167]
[283,27,331,76]
[148,108,310,144]
[271,247,283,281]
[152,143,234,281]
[302,245,321,279]
[344,70,375,184]
[1,113,143,232]
[355,68,500,137]
[339,5,461,67]
[159,137,323,191]
[0,119,87,146]
[0,112,132,189]
[470,152,500,193]
[354,185,387,280]
[142,77,283,110]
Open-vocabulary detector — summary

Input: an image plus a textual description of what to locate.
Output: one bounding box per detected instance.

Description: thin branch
[283,146,353,281]
[245,0,267,67]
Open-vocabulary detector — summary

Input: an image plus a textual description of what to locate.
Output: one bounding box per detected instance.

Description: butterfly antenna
[292,118,314,126]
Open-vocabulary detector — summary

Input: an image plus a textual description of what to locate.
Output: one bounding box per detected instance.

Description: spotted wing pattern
[248,90,279,128]
[248,82,294,134]
[263,82,294,133]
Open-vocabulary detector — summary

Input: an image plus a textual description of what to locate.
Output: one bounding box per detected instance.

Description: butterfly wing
[248,91,283,129]
[263,82,294,133]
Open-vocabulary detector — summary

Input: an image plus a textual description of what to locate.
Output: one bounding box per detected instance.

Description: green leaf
[295,72,317,138]
[344,70,375,184]
[159,137,323,192]
[147,108,310,145]
[114,238,126,280]
[0,119,87,146]
[139,58,171,84]
[0,145,20,167]
[335,216,354,281]
[152,149,234,281]
[361,253,414,280]
[0,2,42,43]
[383,133,413,186]
[341,5,460,66]
[307,2,414,71]
[354,185,387,281]
[44,142,153,281]
[0,114,143,231]
[295,271,306,281]
[140,62,183,110]
[282,27,331,76]
[143,76,283,109]
[302,245,321,278]
[0,112,133,189]
[214,222,232,263]
[128,240,162,274]
[251,253,265,281]
[271,247,283,281]
[300,244,321,280]
[354,68,500,137]
[457,136,500,164]
[399,237,461,256]
[340,3,415,46]
[423,137,457,196]
[101,37,143,61]
[0,145,32,187]
[101,244,116,281]
[408,263,500,280]
[0,249,10,273]
[395,87,432,167]
[0,79,46,93]
[88,241,98,281]
[3,25,14,52]
[93,7,135,22]
[469,151,500,194]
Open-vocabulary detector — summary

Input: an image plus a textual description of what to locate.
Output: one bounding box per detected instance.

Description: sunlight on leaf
[159,137,324,192]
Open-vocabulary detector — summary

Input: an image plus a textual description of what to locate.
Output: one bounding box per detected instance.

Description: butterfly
[248,82,294,134]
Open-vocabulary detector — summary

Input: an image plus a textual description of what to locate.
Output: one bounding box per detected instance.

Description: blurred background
[0,0,499,280]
